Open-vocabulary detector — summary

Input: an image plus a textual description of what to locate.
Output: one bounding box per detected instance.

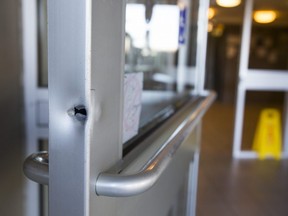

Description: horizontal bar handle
[22,92,215,191]
[95,92,215,197]
[23,151,49,185]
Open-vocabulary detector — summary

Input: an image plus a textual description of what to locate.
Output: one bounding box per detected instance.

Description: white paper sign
[122,72,143,143]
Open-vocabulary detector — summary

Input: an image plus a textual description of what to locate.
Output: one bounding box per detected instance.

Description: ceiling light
[253,10,277,24]
[216,0,241,8]
[208,8,215,19]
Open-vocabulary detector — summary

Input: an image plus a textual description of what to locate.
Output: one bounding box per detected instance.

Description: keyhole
[67,105,87,121]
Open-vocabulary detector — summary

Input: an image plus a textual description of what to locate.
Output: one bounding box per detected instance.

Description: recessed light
[208,8,215,19]
[254,10,277,24]
[216,0,241,8]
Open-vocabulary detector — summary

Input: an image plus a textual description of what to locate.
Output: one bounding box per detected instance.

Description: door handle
[23,151,49,185]
[95,92,215,197]
[23,92,215,196]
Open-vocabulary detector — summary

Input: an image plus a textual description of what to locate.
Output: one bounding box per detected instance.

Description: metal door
[23,0,214,215]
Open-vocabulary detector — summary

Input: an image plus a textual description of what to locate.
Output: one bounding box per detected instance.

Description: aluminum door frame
[22,0,49,215]
[194,0,209,94]
[233,0,288,159]
[48,0,124,215]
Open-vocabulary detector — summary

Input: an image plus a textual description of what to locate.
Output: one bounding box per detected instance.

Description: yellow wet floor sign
[253,109,282,159]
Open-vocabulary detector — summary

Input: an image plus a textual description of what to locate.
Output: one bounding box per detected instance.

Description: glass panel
[248,0,288,70]
[39,140,48,216]
[123,0,198,146]
[241,91,284,151]
[187,0,199,67]
[37,0,48,87]
[125,1,181,91]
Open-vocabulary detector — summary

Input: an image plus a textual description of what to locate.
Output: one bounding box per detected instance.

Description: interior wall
[0,1,25,215]
[0,0,23,151]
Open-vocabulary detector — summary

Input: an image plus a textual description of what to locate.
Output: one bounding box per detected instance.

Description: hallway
[197,102,288,216]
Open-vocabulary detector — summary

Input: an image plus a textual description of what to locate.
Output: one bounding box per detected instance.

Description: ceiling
[209,0,288,27]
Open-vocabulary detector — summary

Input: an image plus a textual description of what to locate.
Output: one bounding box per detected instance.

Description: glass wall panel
[187,0,199,67]
[241,91,284,151]
[124,0,199,146]
[125,1,182,91]
[248,0,288,71]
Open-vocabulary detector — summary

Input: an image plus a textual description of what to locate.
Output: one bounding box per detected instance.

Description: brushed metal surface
[48,0,88,215]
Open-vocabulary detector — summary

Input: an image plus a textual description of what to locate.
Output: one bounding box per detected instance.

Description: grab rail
[95,92,215,197]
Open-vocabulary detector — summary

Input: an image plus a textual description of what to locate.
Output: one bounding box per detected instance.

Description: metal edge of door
[48,0,126,215]
[48,0,89,215]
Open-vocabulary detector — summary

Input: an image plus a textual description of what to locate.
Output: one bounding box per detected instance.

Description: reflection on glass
[123,0,198,146]
[125,2,182,91]
[248,28,288,70]
[248,1,288,71]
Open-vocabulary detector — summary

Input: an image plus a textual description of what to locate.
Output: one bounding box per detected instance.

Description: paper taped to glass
[123,72,143,143]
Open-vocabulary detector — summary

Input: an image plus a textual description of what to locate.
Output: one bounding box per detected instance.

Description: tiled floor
[197,102,288,216]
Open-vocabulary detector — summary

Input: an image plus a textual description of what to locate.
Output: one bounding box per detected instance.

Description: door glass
[248,0,288,71]
[125,1,181,91]
[37,0,48,87]
[187,0,199,67]
[123,0,199,147]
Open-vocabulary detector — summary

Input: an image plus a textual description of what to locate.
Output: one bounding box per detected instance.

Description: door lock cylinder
[67,105,87,122]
